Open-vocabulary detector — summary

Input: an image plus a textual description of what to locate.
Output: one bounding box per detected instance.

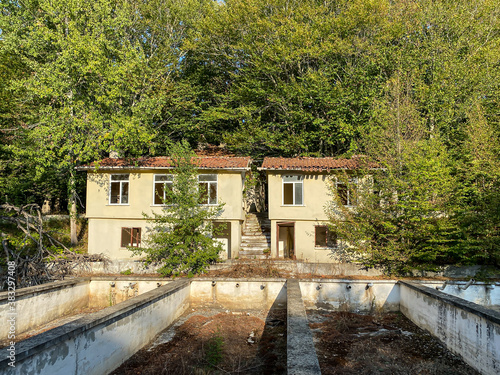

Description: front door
[213,222,231,259]
[277,222,295,259]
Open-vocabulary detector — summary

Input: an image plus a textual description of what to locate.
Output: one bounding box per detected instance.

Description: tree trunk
[69,170,78,246]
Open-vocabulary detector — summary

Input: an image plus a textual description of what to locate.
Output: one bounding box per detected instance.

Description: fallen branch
[1,203,107,289]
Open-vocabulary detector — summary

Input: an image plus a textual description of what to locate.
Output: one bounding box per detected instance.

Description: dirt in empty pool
[111,308,287,375]
[308,310,480,375]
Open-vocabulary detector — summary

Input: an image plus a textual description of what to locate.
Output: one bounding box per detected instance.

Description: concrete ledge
[287,279,321,375]
[0,278,90,301]
[79,260,160,274]
[0,279,190,375]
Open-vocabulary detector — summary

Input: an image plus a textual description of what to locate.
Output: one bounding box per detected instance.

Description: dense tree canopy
[1,0,499,269]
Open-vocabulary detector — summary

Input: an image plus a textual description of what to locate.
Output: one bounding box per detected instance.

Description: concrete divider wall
[0,278,90,341]
[400,281,500,375]
[0,280,190,375]
[287,279,321,375]
[300,280,400,312]
[190,279,287,310]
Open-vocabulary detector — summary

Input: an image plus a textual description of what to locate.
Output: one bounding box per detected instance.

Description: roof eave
[258,167,384,172]
[77,166,251,172]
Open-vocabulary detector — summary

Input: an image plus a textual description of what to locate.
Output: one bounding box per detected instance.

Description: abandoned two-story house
[79,156,251,260]
[80,155,375,263]
[260,157,375,262]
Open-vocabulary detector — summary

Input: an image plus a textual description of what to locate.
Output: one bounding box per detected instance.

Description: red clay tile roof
[260,156,379,171]
[80,156,251,170]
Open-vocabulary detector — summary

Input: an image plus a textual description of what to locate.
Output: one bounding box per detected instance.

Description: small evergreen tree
[134,141,225,277]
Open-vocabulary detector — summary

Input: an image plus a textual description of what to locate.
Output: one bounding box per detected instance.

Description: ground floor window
[315,226,337,248]
[121,227,141,247]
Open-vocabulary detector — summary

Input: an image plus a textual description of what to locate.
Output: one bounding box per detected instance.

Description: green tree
[0,0,191,243]
[326,74,458,274]
[135,142,225,277]
[452,102,500,266]
[181,0,390,157]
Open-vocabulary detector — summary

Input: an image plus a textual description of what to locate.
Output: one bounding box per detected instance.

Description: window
[199,174,217,205]
[110,174,129,204]
[121,227,141,247]
[154,174,173,205]
[315,226,338,248]
[283,175,303,205]
[336,178,357,206]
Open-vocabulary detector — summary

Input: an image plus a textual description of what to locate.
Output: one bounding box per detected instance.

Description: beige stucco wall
[270,219,337,262]
[267,172,331,221]
[86,169,245,220]
[88,217,242,260]
[85,169,245,259]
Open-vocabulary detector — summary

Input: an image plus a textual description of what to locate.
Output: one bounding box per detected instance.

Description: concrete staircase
[239,213,271,259]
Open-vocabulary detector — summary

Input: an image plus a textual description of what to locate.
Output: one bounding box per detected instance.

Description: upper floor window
[336,178,357,206]
[315,226,338,248]
[110,174,129,204]
[154,174,174,205]
[283,175,303,205]
[199,174,217,205]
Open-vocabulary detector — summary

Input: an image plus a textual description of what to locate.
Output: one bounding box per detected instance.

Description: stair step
[240,248,270,252]
[240,245,270,249]
[239,252,268,257]
[243,231,270,236]
[241,235,270,240]
[243,228,270,232]
[244,223,271,227]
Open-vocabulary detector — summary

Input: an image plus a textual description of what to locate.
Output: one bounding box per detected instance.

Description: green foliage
[327,72,460,274]
[1,0,500,270]
[120,269,133,276]
[328,140,459,274]
[134,141,225,276]
[205,330,224,367]
[0,0,194,206]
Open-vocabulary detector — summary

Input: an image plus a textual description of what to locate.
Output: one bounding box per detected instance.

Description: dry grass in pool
[308,311,480,375]
[111,309,286,375]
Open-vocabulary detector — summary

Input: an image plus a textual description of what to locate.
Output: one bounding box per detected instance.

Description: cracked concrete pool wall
[0,278,89,341]
[1,278,500,375]
[0,277,173,342]
[89,278,172,308]
[300,280,400,312]
[0,280,190,375]
[422,281,500,310]
[400,281,500,375]
[189,279,287,310]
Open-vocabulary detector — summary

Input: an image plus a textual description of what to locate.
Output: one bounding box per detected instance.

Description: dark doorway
[213,222,231,259]
[277,222,295,259]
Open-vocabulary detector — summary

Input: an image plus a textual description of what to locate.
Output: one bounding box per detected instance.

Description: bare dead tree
[1,203,107,289]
